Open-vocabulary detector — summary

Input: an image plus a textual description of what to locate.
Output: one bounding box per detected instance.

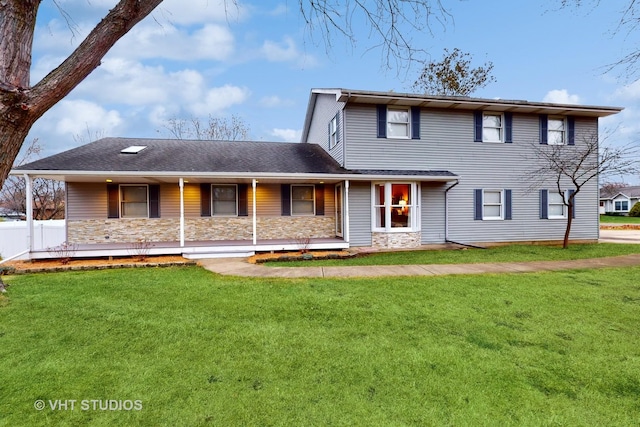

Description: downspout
[444,180,486,249]
[444,180,459,242]
[345,180,350,244]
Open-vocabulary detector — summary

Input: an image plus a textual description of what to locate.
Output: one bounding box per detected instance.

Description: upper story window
[329,116,337,148]
[372,182,418,231]
[548,117,566,145]
[387,107,410,138]
[483,113,503,142]
[474,111,512,143]
[540,115,575,145]
[212,185,237,216]
[291,185,315,216]
[376,105,420,139]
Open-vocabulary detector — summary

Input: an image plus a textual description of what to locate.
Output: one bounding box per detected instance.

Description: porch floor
[30,237,349,260]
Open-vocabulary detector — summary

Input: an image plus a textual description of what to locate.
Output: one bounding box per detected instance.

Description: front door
[335,183,343,237]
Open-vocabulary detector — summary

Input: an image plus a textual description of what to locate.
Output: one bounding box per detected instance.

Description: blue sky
[29,0,640,181]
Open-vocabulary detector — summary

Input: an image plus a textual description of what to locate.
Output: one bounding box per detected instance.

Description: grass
[269,243,640,267]
[1,266,639,426]
[600,214,640,223]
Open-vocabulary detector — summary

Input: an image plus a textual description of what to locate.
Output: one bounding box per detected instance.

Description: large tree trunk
[0,0,164,189]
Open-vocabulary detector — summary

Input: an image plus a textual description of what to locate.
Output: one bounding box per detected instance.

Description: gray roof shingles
[15,137,456,178]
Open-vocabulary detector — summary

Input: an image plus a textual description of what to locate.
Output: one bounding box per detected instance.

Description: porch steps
[182,250,256,260]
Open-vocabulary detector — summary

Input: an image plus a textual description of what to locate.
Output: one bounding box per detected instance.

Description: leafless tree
[1,0,453,190]
[0,138,65,220]
[412,48,496,96]
[557,0,640,82]
[162,115,250,141]
[524,129,640,248]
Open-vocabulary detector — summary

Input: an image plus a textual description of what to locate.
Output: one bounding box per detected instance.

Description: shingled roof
[14,138,349,175]
[13,137,457,181]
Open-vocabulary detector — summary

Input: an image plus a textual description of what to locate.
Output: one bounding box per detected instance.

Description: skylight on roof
[120,145,147,154]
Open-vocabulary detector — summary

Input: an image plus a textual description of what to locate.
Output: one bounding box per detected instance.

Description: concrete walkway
[198,252,640,278]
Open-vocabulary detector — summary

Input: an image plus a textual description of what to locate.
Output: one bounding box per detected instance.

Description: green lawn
[600,214,640,223]
[269,243,640,267]
[1,266,639,426]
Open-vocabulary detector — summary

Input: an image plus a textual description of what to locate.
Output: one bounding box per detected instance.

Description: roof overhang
[332,88,623,118]
[10,169,459,184]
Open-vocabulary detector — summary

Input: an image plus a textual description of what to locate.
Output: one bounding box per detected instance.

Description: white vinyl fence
[0,220,66,261]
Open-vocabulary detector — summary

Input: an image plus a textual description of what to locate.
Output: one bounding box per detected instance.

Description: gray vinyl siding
[304,93,345,166]
[340,104,600,243]
[421,182,448,243]
[347,181,372,246]
[67,183,107,219]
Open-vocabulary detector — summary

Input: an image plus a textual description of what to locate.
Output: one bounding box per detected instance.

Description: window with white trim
[212,185,237,216]
[291,185,315,215]
[483,113,503,142]
[120,185,148,218]
[387,107,410,138]
[548,191,567,218]
[483,190,503,220]
[372,182,418,231]
[615,200,629,212]
[329,116,337,149]
[548,117,566,145]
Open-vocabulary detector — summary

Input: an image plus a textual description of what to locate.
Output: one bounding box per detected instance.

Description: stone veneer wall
[372,231,422,249]
[67,216,336,244]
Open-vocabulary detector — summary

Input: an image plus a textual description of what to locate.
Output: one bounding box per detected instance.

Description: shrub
[629,202,640,217]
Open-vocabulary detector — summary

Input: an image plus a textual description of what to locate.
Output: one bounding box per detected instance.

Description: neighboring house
[599,186,640,214]
[0,207,25,221]
[10,88,622,259]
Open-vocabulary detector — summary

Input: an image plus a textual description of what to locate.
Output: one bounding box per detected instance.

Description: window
[474,111,512,143]
[615,200,629,211]
[474,189,512,221]
[483,190,503,220]
[548,117,566,145]
[212,185,237,216]
[120,185,148,218]
[387,107,410,138]
[291,185,315,215]
[540,189,575,219]
[372,182,417,231]
[483,113,503,142]
[548,192,567,218]
[329,116,337,148]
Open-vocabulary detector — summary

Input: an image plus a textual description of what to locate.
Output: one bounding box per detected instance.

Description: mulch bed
[600,224,640,230]
[249,250,356,264]
[0,255,195,275]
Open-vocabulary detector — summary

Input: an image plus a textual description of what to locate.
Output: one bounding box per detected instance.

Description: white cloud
[42,99,123,137]
[154,0,246,25]
[262,37,299,62]
[543,89,582,104]
[259,96,294,108]
[612,80,640,101]
[271,128,301,142]
[190,85,251,116]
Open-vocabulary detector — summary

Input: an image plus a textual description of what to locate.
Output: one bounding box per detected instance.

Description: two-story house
[10,88,622,259]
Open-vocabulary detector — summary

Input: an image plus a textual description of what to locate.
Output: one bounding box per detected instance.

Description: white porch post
[252,179,257,245]
[345,180,350,243]
[179,178,185,247]
[24,174,33,257]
